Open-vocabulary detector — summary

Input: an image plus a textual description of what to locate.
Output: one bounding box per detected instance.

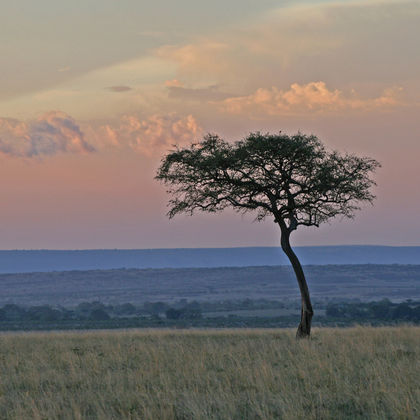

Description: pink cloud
[0,111,94,158]
[164,79,184,88]
[221,82,403,116]
[0,111,202,158]
[102,114,202,155]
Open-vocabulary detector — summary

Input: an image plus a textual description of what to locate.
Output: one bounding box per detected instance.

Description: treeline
[0,298,297,324]
[0,300,298,331]
[0,299,419,331]
[0,301,204,322]
[326,299,420,322]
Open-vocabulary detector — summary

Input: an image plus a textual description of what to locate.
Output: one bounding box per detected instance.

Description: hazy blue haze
[0,246,419,274]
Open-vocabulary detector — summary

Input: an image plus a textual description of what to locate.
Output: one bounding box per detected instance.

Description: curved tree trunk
[280,227,313,338]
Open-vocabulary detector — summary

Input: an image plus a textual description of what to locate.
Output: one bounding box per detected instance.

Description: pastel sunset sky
[1,0,419,249]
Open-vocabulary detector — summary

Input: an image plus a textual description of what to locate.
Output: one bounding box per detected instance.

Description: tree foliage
[156,132,380,231]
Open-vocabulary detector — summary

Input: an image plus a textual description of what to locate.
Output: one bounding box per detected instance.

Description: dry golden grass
[0,326,419,419]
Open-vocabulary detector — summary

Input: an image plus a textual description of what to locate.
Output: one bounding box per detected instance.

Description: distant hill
[0,246,419,274]
[0,265,419,306]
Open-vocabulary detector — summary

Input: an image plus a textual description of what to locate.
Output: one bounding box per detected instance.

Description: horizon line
[1,244,420,252]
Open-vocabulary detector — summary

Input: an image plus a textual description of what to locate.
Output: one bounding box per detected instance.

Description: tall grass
[0,327,419,419]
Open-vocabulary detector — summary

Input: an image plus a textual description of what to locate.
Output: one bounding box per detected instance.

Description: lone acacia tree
[156,132,380,337]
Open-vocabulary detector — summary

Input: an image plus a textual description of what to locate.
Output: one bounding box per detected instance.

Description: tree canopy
[156,132,379,231]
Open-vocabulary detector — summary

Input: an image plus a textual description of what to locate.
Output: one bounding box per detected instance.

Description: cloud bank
[0,111,202,159]
[221,82,402,116]
[0,111,94,158]
[101,113,202,155]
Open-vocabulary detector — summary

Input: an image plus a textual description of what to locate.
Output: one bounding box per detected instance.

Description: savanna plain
[1,326,419,419]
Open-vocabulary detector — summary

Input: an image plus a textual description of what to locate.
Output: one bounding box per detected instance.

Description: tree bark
[279,225,313,338]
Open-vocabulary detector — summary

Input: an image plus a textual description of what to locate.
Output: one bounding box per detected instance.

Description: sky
[0,0,419,249]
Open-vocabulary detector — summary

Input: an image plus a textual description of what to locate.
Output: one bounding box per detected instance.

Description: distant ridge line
[0,246,419,274]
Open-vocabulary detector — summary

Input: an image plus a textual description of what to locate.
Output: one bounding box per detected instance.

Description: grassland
[0,327,419,419]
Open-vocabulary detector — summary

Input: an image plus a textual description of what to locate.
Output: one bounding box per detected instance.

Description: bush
[89,309,110,321]
[166,308,182,320]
